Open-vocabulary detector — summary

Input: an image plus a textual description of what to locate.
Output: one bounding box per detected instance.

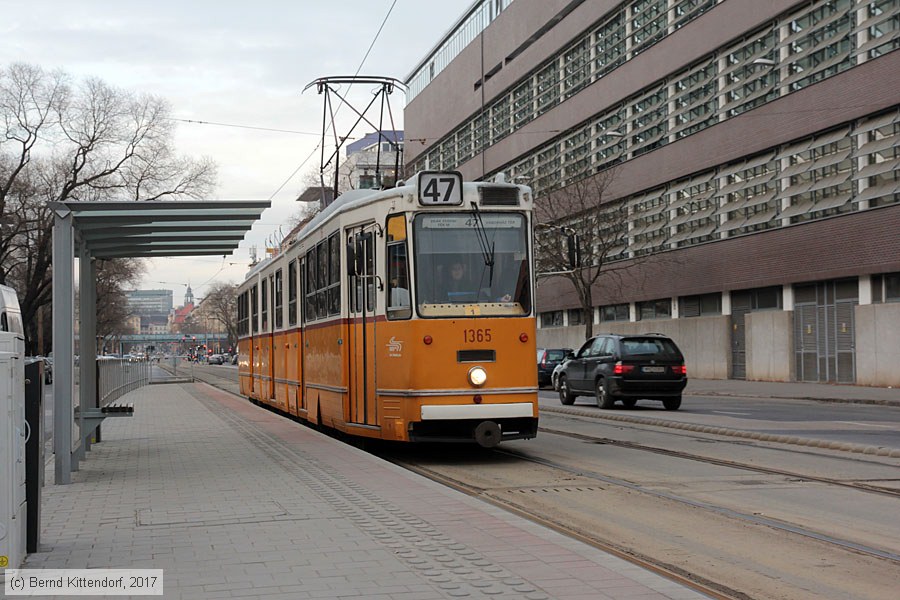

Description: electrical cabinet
[0,331,27,573]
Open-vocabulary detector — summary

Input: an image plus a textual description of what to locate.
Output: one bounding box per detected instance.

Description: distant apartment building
[403,0,900,385]
[339,130,404,190]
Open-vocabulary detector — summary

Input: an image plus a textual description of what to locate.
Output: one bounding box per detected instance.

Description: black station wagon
[556,333,687,410]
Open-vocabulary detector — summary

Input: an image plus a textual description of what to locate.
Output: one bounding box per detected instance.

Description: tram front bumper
[420,402,534,420]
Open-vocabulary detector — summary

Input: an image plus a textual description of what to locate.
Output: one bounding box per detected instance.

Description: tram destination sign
[420,214,522,229]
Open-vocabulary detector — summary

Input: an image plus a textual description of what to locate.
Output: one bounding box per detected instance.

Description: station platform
[24,382,709,600]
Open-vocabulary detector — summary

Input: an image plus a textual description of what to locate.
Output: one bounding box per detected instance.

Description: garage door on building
[793,279,857,383]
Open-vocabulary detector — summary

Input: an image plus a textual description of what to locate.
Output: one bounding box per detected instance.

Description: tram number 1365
[463,328,492,343]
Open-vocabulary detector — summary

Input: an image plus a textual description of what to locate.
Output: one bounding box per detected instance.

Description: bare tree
[0,62,217,353]
[534,171,631,340]
[200,281,238,351]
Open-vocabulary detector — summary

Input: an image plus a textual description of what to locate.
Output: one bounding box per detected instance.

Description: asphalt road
[538,389,900,451]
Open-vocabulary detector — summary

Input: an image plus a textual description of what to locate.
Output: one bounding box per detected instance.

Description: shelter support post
[78,248,97,451]
[53,208,74,484]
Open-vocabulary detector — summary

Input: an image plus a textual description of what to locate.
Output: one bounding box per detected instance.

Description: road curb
[541,405,900,458]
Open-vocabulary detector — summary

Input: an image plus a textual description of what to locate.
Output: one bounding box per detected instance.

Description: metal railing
[97,357,150,407]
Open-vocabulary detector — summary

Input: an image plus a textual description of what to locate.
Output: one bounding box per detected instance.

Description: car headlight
[468,366,487,387]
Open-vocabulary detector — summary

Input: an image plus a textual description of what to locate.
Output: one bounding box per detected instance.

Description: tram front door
[347,228,378,427]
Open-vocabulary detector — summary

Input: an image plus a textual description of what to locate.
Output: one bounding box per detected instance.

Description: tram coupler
[474,420,502,448]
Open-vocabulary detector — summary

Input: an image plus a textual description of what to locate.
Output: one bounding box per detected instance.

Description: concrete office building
[403,0,900,385]
[125,289,173,317]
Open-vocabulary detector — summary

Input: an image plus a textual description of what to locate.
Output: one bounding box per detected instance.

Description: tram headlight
[467,366,487,387]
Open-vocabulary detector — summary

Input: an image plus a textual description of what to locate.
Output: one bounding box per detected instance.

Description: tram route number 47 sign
[418,171,463,206]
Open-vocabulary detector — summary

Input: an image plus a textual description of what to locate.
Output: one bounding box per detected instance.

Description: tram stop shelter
[51,200,270,484]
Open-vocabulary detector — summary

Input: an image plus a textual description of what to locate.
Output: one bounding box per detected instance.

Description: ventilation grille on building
[480,187,519,206]
[457,350,496,363]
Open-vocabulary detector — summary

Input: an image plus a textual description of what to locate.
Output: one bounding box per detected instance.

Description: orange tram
[237,171,540,447]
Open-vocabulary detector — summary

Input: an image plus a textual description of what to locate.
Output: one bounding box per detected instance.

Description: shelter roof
[51,200,270,259]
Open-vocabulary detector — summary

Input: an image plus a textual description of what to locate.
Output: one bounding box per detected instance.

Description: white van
[0,284,24,336]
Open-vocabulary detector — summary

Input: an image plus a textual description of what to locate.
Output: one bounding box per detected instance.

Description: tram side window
[327,233,340,315]
[274,269,283,329]
[365,232,375,312]
[316,240,328,319]
[386,214,411,320]
[288,260,297,326]
[261,278,269,331]
[305,250,317,321]
[349,234,361,314]
[250,285,259,334]
[237,291,248,336]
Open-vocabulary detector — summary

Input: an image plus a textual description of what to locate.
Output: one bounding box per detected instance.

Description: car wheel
[595,378,615,409]
[558,375,576,405]
[621,398,637,409]
[663,396,682,411]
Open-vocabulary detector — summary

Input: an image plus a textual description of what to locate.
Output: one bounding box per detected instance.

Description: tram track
[172,368,900,599]
[489,446,900,564]
[385,444,900,600]
[393,457,746,600]
[539,425,900,500]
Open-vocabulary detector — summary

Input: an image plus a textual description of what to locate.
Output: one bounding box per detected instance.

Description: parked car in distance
[207,354,224,365]
[551,360,569,391]
[537,348,572,388]
[231,354,238,365]
[556,333,687,410]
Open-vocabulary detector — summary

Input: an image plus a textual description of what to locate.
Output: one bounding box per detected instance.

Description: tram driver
[438,261,477,303]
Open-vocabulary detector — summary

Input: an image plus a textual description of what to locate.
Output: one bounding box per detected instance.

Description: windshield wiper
[469,202,495,285]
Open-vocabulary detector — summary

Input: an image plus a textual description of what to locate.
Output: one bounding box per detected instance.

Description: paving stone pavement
[25,383,710,600]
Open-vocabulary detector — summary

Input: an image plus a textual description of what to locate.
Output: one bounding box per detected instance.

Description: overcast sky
[1,0,474,305]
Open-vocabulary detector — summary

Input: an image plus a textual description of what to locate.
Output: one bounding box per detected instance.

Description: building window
[735,286,782,310]
[540,310,564,328]
[873,272,900,303]
[567,308,586,326]
[679,293,721,317]
[600,303,630,322]
[785,0,854,93]
[887,273,900,302]
[637,298,671,320]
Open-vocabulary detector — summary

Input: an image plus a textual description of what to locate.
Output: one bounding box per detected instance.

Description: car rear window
[546,350,567,361]
[620,338,681,359]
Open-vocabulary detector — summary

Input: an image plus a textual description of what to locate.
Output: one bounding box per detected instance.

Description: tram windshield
[413,212,531,317]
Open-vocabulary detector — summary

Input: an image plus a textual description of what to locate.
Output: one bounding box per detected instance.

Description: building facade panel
[472,0,803,178]
[855,303,900,386]
[404,0,900,383]
[536,204,900,311]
